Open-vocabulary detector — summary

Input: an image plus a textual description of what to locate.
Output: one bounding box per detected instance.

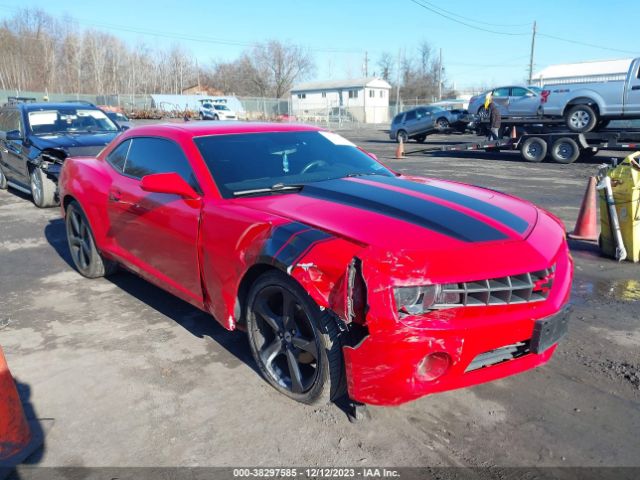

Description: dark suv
[0,101,121,207]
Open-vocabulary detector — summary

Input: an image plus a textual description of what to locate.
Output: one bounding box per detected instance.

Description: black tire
[65,200,117,278]
[565,104,597,133]
[415,134,427,143]
[30,166,58,208]
[519,137,547,162]
[396,130,408,143]
[0,165,7,190]
[436,117,450,130]
[213,114,219,121]
[246,270,346,404]
[550,137,581,164]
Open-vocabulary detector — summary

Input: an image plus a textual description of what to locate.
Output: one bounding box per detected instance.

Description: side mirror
[357,146,378,161]
[526,92,535,97]
[140,172,199,200]
[119,125,130,131]
[6,130,22,141]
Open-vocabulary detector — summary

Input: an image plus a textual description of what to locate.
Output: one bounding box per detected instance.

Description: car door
[0,109,30,185]
[105,136,204,304]
[491,87,511,116]
[508,87,540,116]
[624,60,640,115]
[416,108,434,132]
[402,109,419,135]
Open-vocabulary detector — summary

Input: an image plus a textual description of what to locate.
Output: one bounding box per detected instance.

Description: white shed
[531,58,633,87]
[290,77,392,124]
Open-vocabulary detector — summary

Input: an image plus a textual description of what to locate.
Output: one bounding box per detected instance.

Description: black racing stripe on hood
[300,179,509,243]
[260,222,332,270]
[361,175,529,234]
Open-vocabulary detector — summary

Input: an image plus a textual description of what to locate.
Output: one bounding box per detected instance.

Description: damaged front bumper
[341,241,573,406]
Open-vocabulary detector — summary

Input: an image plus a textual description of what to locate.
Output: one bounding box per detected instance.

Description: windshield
[425,106,444,113]
[194,130,394,198]
[214,105,230,111]
[28,108,119,134]
[528,86,543,94]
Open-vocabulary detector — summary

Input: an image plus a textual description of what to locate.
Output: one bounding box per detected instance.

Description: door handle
[108,189,122,202]
[632,86,640,90]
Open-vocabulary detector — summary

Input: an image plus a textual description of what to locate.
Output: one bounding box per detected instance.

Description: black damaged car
[0,101,122,207]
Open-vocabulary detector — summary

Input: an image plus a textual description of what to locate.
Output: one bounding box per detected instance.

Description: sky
[0,0,639,91]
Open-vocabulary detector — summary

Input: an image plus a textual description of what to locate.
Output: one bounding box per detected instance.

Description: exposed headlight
[394,285,461,315]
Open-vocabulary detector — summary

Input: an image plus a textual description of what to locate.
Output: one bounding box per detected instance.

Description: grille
[465,341,530,372]
[433,265,555,309]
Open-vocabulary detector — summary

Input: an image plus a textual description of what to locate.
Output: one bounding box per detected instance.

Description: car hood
[30,132,118,156]
[239,175,538,249]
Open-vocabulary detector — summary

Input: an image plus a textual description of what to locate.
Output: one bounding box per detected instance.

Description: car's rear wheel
[565,104,597,133]
[520,137,547,162]
[396,130,408,143]
[550,137,580,164]
[246,271,346,404]
[65,200,117,278]
[30,166,57,208]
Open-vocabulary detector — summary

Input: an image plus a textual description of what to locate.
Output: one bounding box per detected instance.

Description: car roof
[123,122,325,138]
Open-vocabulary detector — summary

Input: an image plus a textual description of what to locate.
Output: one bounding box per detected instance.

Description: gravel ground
[1,127,639,472]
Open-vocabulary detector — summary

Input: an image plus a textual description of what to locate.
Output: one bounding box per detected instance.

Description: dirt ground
[1,127,639,472]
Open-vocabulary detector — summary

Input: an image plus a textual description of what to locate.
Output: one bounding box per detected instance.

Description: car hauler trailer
[406,117,640,164]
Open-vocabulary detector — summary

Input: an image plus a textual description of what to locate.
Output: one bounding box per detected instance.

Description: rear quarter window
[106,139,131,173]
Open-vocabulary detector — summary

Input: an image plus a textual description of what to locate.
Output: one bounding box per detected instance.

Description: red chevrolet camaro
[58,122,572,406]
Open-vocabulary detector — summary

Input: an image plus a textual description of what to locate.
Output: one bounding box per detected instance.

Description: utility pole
[363,51,369,77]
[438,48,443,100]
[528,20,537,84]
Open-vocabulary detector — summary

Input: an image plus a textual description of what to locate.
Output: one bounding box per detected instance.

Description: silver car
[389,106,438,143]
[468,86,543,119]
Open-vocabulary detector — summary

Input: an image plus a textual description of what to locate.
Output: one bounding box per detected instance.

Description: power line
[537,32,639,55]
[409,0,529,36]
[414,0,531,28]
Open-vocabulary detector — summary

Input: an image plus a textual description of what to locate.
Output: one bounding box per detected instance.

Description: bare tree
[377,52,394,82]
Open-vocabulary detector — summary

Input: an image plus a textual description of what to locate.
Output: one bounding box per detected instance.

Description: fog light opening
[417,352,451,381]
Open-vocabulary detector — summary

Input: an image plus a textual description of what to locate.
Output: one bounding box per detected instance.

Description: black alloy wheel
[65,201,117,278]
[246,271,345,404]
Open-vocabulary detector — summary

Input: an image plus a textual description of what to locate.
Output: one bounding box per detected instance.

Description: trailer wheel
[551,137,580,164]
[520,137,547,162]
[565,104,597,133]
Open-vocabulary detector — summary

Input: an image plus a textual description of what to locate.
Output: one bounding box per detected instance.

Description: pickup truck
[542,57,640,132]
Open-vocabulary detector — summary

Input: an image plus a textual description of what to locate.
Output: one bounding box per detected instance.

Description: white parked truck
[541,57,640,133]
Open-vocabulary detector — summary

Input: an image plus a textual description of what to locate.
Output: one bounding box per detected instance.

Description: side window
[106,139,131,173]
[493,87,509,97]
[4,111,21,132]
[124,137,199,190]
[405,110,417,121]
[511,87,528,97]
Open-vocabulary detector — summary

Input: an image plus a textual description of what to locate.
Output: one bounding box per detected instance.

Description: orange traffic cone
[395,137,405,159]
[510,126,517,139]
[568,176,598,241]
[0,347,33,467]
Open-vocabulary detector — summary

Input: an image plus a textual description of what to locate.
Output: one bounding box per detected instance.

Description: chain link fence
[1,89,409,129]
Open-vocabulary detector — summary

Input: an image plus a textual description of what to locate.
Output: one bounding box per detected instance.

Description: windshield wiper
[233,183,304,197]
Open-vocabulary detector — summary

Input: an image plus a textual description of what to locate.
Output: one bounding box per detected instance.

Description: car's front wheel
[396,129,408,143]
[30,166,57,208]
[246,271,346,404]
[0,165,7,190]
[65,201,117,278]
[436,118,450,130]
